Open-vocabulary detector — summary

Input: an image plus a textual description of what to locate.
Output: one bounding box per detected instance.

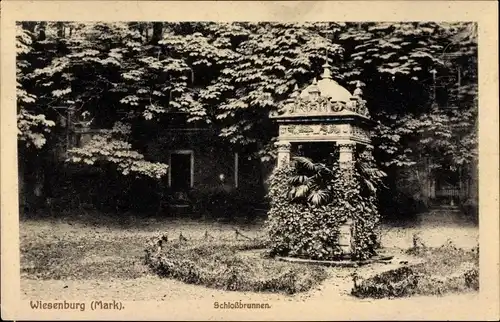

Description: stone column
[337,141,357,258]
[338,141,356,170]
[275,141,291,167]
[357,144,382,250]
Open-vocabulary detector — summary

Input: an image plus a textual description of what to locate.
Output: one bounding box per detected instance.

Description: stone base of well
[274,255,394,268]
[338,219,354,257]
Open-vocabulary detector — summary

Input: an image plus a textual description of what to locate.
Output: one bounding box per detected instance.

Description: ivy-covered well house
[266,59,385,261]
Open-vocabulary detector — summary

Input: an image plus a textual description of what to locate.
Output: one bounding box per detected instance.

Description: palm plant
[288,155,386,207]
[288,156,341,206]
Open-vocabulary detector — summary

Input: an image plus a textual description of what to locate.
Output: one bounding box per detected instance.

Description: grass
[351,241,479,298]
[21,235,149,280]
[144,237,328,294]
[21,212,327,295]
[20,210,265,281]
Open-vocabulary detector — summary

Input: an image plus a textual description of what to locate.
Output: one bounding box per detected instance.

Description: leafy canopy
[17,22,477,178]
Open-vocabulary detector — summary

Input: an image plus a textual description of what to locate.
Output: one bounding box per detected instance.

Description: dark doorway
[170,152,192,191]
[434,168,460,204]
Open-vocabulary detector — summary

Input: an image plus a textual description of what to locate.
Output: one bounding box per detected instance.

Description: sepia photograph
[1,1,499,321]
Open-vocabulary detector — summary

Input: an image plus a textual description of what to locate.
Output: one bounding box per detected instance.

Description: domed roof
[270,58,370,120]
[299,63,353,102]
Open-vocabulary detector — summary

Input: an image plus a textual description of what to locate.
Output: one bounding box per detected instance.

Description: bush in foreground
[144,235,328,294]
[351,241,479,298]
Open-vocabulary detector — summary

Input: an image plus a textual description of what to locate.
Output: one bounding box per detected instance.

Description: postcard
[1,1,499,320]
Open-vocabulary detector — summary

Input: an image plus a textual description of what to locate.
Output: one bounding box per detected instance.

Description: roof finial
[308,78,320,97]
[290,84,300,98]
[321,48,332,80]
[353,81,363,97]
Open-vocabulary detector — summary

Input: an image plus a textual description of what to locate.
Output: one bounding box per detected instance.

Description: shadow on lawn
[20,208,267,231]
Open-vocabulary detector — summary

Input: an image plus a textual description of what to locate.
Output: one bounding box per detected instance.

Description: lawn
[20,212,266,281]
[20,210,479,301]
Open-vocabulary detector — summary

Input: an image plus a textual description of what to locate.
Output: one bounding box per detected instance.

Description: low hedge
[351,242,479,298]
[144,236,328,294]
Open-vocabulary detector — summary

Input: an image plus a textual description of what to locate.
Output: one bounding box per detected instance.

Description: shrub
[265,158,382,261]
[460,198,478,224]
[351,266,420,298]
[351,242,479,298]
[378,189,426,225]
[144,235,328,294]
[44,163,164,215]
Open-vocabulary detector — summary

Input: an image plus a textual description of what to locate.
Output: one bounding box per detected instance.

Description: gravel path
[21,249,418,301]
[21,275,483,320]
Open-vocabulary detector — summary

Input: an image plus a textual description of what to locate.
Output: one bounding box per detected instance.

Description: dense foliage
[66,122,168,178]
[16,21,477,216]
[144,236,328,294]
[265,155,384,261]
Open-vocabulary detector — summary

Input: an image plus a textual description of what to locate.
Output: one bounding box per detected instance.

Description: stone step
[428,205,462,212]
[432,204,461,208]
[418,207,471,225]
[168,204,192,216]
[428,209,463,215]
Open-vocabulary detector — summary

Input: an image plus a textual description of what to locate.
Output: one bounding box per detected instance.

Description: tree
[159,22,347,152]
[336,22,477,213]
[17,22,171,179]
[16,24,56,149]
